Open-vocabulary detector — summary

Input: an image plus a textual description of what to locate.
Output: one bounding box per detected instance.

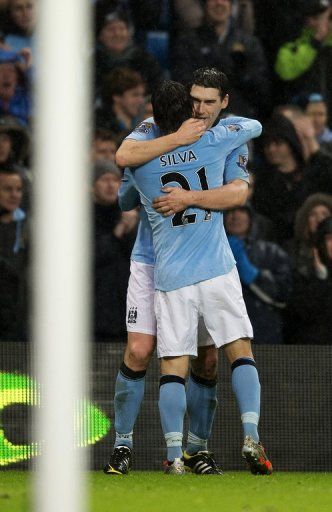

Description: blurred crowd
[1,0,332,344]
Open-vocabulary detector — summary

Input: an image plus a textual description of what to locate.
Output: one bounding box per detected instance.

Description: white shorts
[155,266,253,358]
[126,260,157,335]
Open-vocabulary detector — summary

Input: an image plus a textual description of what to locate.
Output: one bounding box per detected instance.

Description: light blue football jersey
[118,117,158,265]
[119,117,254,268]
[130,118,261,291]
[118,169,155,265]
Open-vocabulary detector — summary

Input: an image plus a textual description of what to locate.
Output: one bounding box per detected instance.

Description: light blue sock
[186,372,218,454]
[114,363,146,449]
[158,376,186,461]
[231,358,260,442]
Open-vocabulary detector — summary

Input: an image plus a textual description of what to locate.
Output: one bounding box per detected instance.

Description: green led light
[0,372,111,466]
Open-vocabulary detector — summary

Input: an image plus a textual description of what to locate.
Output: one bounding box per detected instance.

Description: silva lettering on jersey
[159,150,198,167]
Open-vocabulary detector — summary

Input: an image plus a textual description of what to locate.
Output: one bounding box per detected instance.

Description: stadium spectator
[170,0,271,118]
[91,129,119,163]
[92,160,138,342]
[283,109,332,196]
[0,115,29,166]
[252,114,332,249]
[0,115,30,211]
[252,114,306,248]
[0,166,28,341]
[94,10,164,94]
[274,103,323,160]
[293,193,332,278]
[299,93,332,152]
[173,0,204,29]
[285,216,332,345]
[95,67,146,137]
[0,47,32,126]
[274,0,332,122]
[3,0,36,57]
[225,204,292,344]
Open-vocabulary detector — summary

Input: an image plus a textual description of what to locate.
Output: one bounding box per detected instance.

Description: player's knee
[126,339,154,370]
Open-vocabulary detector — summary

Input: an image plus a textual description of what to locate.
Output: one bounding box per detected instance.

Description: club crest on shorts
[127,306,138,323]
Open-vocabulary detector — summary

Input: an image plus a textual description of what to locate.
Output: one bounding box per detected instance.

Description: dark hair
[93,129,119,144]
[0,165,24,179]
[304,0,330,17]
[101,67,145,104]
[151,80,193,134]
[314,216,332,266]
[263,114,305,167]
[188,67,229,100]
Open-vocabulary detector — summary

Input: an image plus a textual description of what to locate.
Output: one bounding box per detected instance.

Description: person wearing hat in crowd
[94,9,164,95]
[275,0,332,122]
[0,165,28,340]
[285,215,332,345]
[92,160,138,341]
[224,203,292,344]
[0,47,32,126]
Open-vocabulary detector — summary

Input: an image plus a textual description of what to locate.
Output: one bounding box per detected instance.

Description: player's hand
[17,47,33,71]
[175,118,206,145]
[292,115,319,159]
[152,187,191,216]
[113,209,139,238]
[312,247,327,275]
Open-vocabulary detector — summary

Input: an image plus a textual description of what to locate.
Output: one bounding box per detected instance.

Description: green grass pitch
[1,471,332,512]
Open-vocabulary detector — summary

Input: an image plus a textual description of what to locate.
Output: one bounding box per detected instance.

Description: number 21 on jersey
[160,167,211,227]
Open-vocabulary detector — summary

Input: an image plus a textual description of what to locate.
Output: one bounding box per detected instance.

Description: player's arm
[115,118,206,167]
[152,144,250,214]
[220,116,262,147]
[153,178,248,215]
[118,168,140,211]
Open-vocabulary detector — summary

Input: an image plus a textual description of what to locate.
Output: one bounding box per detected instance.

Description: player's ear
[221,94,229,110]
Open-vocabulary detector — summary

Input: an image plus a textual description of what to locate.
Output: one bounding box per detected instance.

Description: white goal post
[33,1,92,511]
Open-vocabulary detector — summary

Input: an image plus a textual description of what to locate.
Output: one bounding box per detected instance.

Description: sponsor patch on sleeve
[133,122,153,134]
[236,154,249,174]
[227,124,241,132]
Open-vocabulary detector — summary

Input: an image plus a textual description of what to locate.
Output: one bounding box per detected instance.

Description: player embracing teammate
[103,68,273,476]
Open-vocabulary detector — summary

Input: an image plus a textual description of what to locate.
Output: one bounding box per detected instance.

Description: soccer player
[105,70,272,476]
[104,85,245,477]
